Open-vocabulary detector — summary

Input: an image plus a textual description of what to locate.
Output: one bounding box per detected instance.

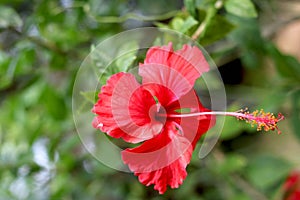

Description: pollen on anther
[236,108,284,134]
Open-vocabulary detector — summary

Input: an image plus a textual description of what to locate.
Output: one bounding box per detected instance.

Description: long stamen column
[164,109,284,134]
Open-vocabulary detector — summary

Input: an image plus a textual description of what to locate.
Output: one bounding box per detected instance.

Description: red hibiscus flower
[92,43,215,194]
[283,171,300,200]
[92,42,284,194]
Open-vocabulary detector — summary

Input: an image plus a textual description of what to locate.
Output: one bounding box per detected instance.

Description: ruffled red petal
[143,43,173,66]
[122,122,193,194]
[122,90,215,194]
[142,84,179,109]
[140,43,209,100]
[169,44,210,85]
[92,72,163,143]
[92,43,215,194]
[140,63,192,101]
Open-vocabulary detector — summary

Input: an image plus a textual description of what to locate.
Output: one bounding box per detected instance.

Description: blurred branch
[192,0,223,40]
[191,20,206,41]
[8,26,86,62]
[54,2,180,24]
[52,2,87,15]
[9,27,67,55]
[86,10,180,23]
[0,74,37,105]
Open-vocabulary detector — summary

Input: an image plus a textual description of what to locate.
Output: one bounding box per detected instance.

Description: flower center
[148,103,167,125]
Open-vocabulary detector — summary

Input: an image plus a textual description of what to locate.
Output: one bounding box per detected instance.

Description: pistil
[160,109,284,134]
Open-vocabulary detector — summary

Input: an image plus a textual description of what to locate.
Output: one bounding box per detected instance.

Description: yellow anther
[235,108,284,134]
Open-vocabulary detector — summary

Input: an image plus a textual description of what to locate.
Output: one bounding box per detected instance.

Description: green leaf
[266,43,300,81]
[0,76,12,90]
[40,86,67,120]
[218,103,253,140]
[220,115,244,140]
[227,16,266,68]
[217,153,247,175]
[171,16,198,34]
[15,45,36,74]
[231,193,252,200]
[0,51,11,89]
[0,6,22,29]
[184,0,196,17]
[200,14,235,45]
[291,91,300,140]
[181,16,199,34]
[244,154,291,191]
[49,53,67,69]
[115,41,138,72]
[0,51,10,67]
[225,0,257,18]
[195,0,217,9]
[153,22,170,29]
[171,17,184,31]
[39,23,88,50]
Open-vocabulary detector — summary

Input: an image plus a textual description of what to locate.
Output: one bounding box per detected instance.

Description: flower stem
[191,0,223,40]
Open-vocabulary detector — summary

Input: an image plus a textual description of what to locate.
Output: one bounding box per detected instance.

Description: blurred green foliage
[0,0,299,199]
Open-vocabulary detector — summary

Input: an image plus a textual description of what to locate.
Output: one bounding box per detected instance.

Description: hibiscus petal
[143,42,173,66]
[140,43,210,100]
[169,44,210,85]
[140,64,192,101]
[122,123,193,194]
[92,72,163,143]
[141,83,181,111]
[121,90,216,194]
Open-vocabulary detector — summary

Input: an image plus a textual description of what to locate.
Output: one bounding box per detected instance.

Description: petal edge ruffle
[140,43,210,100]
[92,72,163,143]
[122,123,193,194]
